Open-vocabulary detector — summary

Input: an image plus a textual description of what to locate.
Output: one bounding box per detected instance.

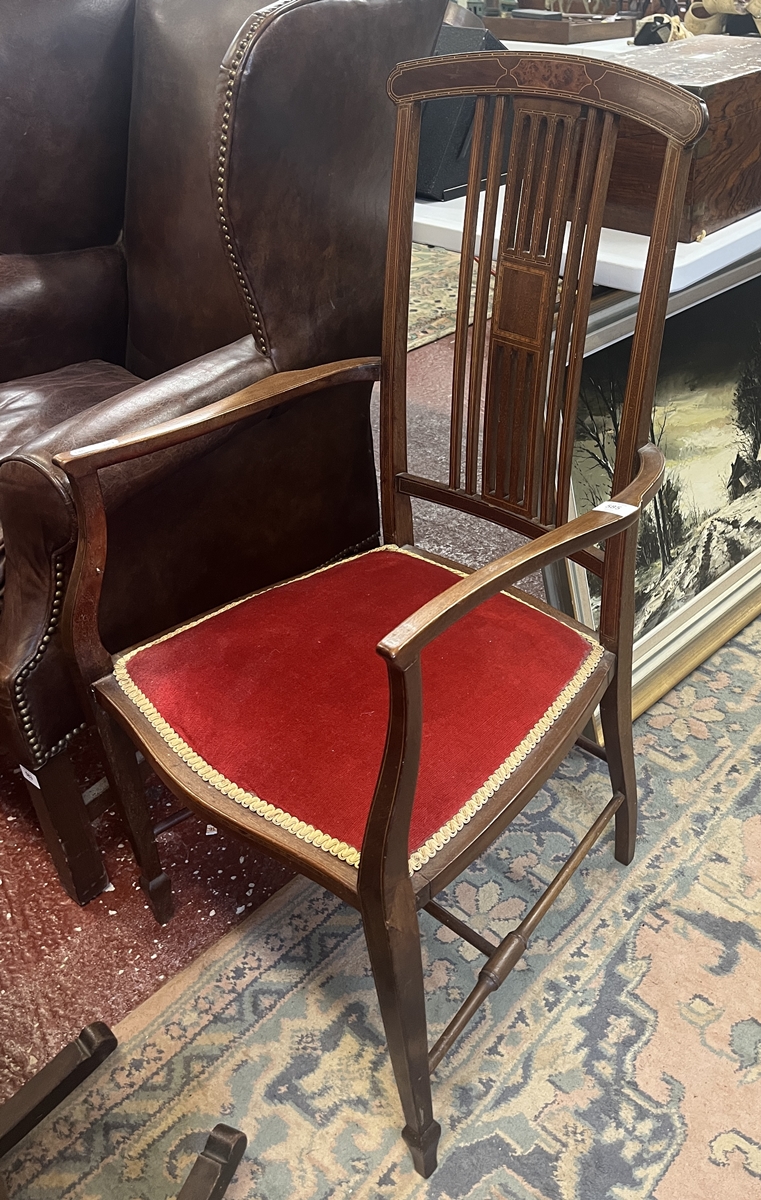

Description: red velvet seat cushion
[115,547,602,872]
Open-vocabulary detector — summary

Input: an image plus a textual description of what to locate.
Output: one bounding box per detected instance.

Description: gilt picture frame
[569,251,761,717]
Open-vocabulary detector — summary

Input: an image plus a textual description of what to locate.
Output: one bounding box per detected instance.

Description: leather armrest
[0,334,380,765]
[0,335,274,762]
[8,335,274,528]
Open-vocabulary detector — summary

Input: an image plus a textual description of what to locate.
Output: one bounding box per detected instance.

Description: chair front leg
[600,676,638,865]
[361,881,440,1178]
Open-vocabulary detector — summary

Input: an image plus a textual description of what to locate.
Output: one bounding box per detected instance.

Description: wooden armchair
[54,53,706,1177]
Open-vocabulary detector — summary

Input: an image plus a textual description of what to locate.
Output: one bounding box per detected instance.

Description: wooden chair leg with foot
[0,1023,117,1200]
[359,658,441,1176]
[176,1124,247,1200]
[362,895,440,1178]
[22,751,108,905]
[0,1025,245,1199]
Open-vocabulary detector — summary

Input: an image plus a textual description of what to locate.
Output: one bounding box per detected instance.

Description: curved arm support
[378,443,664,670]
[359,659,424,891]
[54,358,380,476]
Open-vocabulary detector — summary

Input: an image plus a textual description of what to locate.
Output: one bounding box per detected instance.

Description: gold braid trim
[407,631,603,871]
[113,545,603,874]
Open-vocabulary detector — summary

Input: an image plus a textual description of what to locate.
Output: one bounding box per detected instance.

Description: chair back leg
[600,681,639,866]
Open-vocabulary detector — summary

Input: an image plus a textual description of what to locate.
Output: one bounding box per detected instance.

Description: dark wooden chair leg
[0,1023,117,1159]
[599,678,638,865]
[23,751,108,905]
[176,1125,247,1200]
[93,708,174,924]
[362,895,440,1178]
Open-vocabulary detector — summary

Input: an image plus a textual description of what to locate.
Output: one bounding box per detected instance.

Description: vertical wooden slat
[482,343,505,496]
[540,109,602,524]
[611,139,694,499]
[380,100,422,546]
[496,348,527,499]
[521,114,579,515]
[514,114,542,256]
[502,111,529,252]
[449,96,488,490]
[482,102,581,517]
[505,351,529,501]
[526,116,553,258]
[464,94,507,495]
[554,110,620,526]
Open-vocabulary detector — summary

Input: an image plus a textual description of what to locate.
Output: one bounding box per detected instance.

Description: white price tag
[20,764,40,789]
[594,501,637,517]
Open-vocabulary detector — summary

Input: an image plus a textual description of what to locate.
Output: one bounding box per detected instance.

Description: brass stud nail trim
[216,0,298,357]
[13,554,84,767]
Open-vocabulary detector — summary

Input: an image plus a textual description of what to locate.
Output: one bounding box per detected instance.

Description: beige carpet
[6,618,761,1199]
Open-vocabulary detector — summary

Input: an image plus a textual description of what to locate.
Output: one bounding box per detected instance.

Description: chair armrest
[54,358,381,476]
[378,443,664,669]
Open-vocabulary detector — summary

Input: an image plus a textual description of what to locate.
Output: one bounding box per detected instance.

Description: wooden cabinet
[602,38,761,242]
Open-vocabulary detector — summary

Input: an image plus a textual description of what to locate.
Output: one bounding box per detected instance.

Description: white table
[414,189,761,295]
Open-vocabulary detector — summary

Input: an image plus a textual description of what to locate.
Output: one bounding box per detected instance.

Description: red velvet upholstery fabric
[117,548,599,870]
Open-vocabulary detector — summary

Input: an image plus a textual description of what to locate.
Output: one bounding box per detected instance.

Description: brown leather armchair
[0,0,447,910]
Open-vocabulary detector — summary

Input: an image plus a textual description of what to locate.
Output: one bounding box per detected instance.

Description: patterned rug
[5,620,761,1200]
[408,244,493,350]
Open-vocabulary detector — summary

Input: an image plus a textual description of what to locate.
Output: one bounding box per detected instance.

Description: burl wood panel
[601,38,761,242]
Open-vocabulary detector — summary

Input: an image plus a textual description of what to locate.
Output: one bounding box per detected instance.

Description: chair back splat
[55,51,707,1181]
[381,52,705,544]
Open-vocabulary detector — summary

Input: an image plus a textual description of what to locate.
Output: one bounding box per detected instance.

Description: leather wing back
[0,0,134,256]
[217,0,448,372]
[122,0,263,377]
[0,0,134,381]
[125,0,446,378]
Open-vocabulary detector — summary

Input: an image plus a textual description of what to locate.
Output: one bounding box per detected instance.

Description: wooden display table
[484,13,637,42]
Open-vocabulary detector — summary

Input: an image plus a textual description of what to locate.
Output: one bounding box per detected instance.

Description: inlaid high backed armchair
[56,54,706,1176]
[0,0,447,914]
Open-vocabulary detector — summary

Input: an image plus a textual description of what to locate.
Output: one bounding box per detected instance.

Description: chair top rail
[388,51,708,148]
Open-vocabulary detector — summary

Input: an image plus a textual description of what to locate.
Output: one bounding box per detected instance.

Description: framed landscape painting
[570,270,761,715]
